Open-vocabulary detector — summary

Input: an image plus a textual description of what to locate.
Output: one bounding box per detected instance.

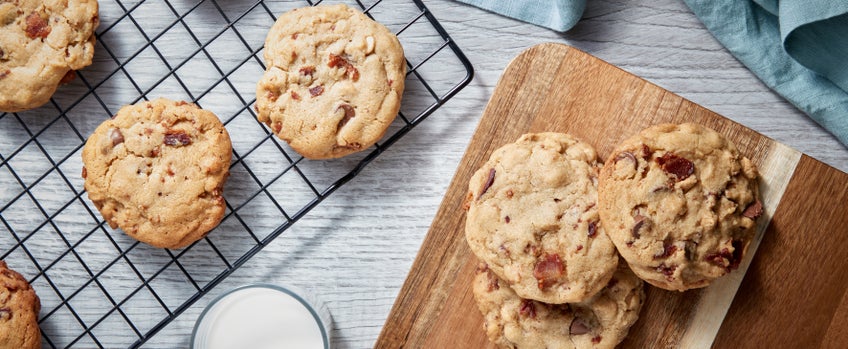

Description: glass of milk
[192,284,332,349]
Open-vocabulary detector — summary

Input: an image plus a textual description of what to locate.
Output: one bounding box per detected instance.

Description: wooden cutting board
[375,43,848,348]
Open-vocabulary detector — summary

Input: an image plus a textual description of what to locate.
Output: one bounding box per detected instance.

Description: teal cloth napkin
[455,0,585,32]
[458,0,848,147]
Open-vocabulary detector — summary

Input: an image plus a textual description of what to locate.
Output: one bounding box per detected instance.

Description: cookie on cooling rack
[0,0,99,112]
[472,262,644,349]
[0,260,42,349]
[464,133,619,304]
[598,123,762,291]
[255,4,406,159]
[82,98,232,249]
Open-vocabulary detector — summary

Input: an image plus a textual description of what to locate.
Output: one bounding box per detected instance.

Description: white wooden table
[2,0,846,348]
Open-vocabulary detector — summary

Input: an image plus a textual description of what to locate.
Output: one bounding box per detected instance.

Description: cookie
[82,98,232,249]
[464,133,619,304]
[598,123,762,291]
[472,262,644,349]
[255,4,406,159]
[0,261,41,349]
[0,0,99,112]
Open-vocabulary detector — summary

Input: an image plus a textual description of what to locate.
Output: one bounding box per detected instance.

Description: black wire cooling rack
[0,0,472,347]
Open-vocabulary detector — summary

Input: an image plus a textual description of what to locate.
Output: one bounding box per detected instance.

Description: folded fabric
[455,0,585,32]
[684,0,848,146]
[456,0,848,146]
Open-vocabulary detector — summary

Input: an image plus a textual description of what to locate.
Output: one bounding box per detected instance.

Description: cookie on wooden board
[465,133,619,304]
[472,262,644,349]
[255,4,406,159]
[82,98,232,249]
[598,123,762,291]
[0,0,99,112]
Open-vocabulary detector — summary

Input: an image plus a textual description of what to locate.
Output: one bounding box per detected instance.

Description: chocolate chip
[109,128,124,146]
[632,215,647,238]
[614,151,637,170]
[478,168,496,198]
[336,104,355,130]
[308,85,324,97]
[570,319,590,335]
[742,199,763,219]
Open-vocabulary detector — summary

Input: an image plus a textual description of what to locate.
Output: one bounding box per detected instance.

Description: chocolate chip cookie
[82,98,232,249]
[465,133,619,304]
[0,0,99,112]
[255,4,406,159]
[472,262,644,349]
[598,123,762,291]
[0,261,41,349]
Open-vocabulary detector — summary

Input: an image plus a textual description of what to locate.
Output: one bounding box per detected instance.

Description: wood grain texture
[375,43,847,348]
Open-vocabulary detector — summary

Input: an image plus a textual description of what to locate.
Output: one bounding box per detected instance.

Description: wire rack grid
[0,0,472,347]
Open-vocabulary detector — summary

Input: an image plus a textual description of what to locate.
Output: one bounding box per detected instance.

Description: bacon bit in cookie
[706,240,745,271]
[388,79,393,87]
[150,147,160,157]
[25,12,51,39]
[534,253,564,290]
[167,166,175,177]
[273,121,282,133]
[309,85,324,97]
[640,144,652,159]
[290,90,300,101]
[632,215,647,238]
[336,104,355,130]
[328,53,360,81]
[478,168,496,198]
[575,244,583,252]
[506,189,514,198]
[164,131,191,147]
[504,216,510,223]
[0,308,10,321]
[657,263,676,279]
[653,242,678,259]
[570,319,590,335]
[60,70,76,84]
[0,70,9,80]
[592,336,603,344]
[81,167,87,179]
[587,221,598,238]
[266,91,279,102]
[299,66,315,76]
[657,152,694,181]
[519,299,536,319]
[109,128,124,146]
[626,241,634,247]
[176,101,188,106]
[291,33,298,40]
[476,262,489,273]
[742,199,763,219]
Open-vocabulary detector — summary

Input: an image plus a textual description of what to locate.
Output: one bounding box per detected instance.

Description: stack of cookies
[465,124,762,348]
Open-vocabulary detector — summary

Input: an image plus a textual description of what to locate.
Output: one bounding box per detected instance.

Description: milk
[193,285,330,349]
